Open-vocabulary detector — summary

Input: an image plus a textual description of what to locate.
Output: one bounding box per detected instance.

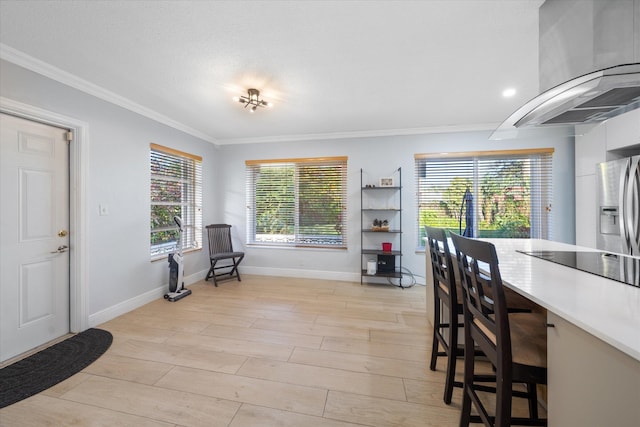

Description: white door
[0,113,70,362]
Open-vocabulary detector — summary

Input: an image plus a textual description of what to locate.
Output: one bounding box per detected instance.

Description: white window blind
[150,144,202,258]
[245,157,348,248]
[415,149,553,248]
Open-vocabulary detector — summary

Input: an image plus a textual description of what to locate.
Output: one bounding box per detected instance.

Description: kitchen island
[426,238,640,427]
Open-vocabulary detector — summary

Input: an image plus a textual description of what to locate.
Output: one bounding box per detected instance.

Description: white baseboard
[88,286,164,327]
[240,266,360,282]
[184,268,209,286]
[239,266,425,286]
[88,266,422,327]
[88,268,209,327]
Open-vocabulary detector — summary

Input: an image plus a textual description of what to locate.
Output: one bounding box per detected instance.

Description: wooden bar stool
[426,226,518,405]
[450,233,547,427]
[425,226,465,404]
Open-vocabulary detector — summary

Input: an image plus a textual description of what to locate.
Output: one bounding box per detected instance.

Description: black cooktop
[517,250,640,288]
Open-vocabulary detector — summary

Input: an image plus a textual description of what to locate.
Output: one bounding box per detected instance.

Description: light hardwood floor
[0,275,533,426]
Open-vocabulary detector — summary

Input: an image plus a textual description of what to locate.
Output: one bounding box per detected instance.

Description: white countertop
[482,239,640,362]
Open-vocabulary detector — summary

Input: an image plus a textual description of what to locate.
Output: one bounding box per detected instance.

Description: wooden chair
[205,224,245,286]
[425,226,465,404]
[450,232,547,427]
[426,226,524,405]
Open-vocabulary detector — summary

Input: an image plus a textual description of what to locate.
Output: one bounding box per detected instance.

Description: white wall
[219,130,575,284]
[0,59,218,324]
[0,58,576,322]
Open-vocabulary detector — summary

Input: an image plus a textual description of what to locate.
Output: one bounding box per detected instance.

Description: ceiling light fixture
[233,88,273,112]
[502,87,517,98]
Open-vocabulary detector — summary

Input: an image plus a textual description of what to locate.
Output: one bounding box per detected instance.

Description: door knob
[50,245,69,253]
[58,230,68,237]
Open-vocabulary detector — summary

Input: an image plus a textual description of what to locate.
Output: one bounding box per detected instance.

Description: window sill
[247,243,347,251]
[150,247,202,263]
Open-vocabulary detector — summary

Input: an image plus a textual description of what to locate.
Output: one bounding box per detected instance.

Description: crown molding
[214,122,499,145]
[0,43,217,144]
[1,43,499,146]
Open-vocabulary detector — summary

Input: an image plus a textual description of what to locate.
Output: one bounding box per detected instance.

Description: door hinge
[65,131,73,142]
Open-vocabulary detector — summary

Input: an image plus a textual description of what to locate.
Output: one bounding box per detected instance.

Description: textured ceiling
[0,0,544,144]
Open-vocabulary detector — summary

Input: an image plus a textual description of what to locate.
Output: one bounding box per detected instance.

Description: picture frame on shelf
[379,177,394,187]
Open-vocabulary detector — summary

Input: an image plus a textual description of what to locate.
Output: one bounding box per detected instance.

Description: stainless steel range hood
[491,0,640,140]
[491,63,640,139]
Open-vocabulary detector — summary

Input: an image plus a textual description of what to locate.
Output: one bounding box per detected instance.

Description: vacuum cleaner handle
[173,216,183,232]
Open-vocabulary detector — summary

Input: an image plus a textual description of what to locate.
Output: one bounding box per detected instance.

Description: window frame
[245,156,348,249]
[415,148,554,249]
[150,143,203,260]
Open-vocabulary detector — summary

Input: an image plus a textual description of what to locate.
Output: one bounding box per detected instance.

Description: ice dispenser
[599,206,619,235]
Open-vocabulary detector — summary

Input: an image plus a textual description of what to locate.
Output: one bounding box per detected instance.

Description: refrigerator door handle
[619,161,630,254]
[627,157,640,255]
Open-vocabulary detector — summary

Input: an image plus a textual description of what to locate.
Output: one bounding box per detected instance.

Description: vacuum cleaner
[163,216,192,302]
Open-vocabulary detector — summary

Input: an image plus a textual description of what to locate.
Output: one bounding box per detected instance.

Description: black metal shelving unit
[360,167,403,287]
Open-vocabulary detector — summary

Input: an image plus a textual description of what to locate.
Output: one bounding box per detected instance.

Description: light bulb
[502,88,516,98]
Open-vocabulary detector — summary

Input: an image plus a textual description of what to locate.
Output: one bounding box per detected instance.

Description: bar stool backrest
[425,226,458,304]
[449,233,511,370]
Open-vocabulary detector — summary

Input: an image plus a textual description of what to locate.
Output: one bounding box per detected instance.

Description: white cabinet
[575,123,606,177]
[605,109,640,151]
[575,124,606,248]
[575,175,597,248]
[547,312,640,427]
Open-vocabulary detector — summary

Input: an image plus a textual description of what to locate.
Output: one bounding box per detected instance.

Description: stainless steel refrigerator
[596,155,640,256]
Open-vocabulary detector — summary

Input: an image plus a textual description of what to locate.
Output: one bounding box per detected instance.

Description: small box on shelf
[377,254,395,272]
[366,260,377,275]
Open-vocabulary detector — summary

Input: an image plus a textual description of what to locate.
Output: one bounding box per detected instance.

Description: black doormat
[0,328,113,408]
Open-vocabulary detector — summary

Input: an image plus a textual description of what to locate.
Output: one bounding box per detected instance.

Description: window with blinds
[245,157,348,248]
[150,144,202,258]
[415,149,553,248]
